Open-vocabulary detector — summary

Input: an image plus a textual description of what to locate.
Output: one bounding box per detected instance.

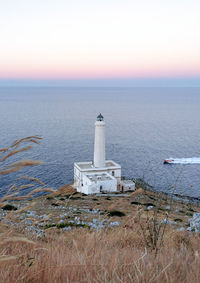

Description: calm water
[0,87,200,198]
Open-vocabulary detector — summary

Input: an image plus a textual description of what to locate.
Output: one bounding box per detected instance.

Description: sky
[0,0,200,86]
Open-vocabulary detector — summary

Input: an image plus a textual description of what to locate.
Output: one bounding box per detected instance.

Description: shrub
[136,207,168,253]
[46,196,54,200]
[131,201,141,205]
[174,218,183,222]
[108,210,126,217]
[2,204,17,211]
[51,203,59,206]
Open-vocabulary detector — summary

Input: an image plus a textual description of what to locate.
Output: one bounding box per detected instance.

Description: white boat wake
[167,158,200,164]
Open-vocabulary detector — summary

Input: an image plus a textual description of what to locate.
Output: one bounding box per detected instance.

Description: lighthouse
[94,113,105,168]
[73,114,135,194]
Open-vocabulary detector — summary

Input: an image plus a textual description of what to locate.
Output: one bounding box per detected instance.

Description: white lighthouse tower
[73,114,135,194]
[94,113,105,168]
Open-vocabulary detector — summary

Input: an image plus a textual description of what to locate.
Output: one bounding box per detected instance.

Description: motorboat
[163,159,174,164]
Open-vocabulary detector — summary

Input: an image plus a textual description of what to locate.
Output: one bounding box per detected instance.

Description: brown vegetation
[0,225,199,282]
[0,137,199,282]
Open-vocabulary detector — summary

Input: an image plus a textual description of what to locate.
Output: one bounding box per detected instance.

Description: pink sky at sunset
[0,0,200,83]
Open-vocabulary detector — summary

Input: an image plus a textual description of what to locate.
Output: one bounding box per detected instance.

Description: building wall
[74,162,121,194]
[74,166,83,188]
[94,120,106,167]
[120,182,135,192]
[107,168,121,183]
[78,178,117,194]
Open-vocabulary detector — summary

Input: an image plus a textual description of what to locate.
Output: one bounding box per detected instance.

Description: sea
[0,87,200,199]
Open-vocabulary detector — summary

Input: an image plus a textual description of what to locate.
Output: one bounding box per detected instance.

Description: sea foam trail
[168,158,200,164]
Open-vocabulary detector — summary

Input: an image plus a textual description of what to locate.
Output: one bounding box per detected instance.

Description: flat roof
[75,160,121,171]
[86,172,114,182]
[121,180,135,185]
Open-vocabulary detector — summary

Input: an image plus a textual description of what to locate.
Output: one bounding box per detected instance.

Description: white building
[120,179,136,192]
[74,114,135,194]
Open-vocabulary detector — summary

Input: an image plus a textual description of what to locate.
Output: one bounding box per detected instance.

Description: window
[100,185,103,192]
[112,171,115,176]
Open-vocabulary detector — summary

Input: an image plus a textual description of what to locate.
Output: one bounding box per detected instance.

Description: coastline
[135,178,200,205]
[1,181,200,238]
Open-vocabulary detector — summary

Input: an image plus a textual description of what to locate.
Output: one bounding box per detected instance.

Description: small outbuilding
[120,179,135,192]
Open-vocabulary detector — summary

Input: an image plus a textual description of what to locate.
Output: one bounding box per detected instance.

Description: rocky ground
[1,185,200,238]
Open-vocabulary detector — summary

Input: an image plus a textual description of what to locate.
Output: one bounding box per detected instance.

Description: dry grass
[1,145,33,161]
[10,136,42,148]
[1,188,55,201]
[0,226,199,283]
[0,136,43,176]
[0,136,48,239]
[0,136,199,282]
[19,176,46,186]
[0,136,44,193]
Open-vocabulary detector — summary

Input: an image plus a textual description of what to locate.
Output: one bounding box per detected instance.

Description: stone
[24,219,33,225]
[177,227,185,232]
[189,213,200,232]
[25,226,45,237]
[4,220,11,225]
[161,218,177,225]
[187,227,194,232]
[147,205,154,210]
[109,221,120,227]
[63,227,71,231]
[60,213,68,218]
[92,209,99,214]
[88,222,98,229]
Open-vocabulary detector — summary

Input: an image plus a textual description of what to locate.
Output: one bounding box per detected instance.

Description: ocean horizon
[0,86,200,198]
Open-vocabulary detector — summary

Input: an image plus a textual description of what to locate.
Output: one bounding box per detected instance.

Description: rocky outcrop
[189,213,200,232]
